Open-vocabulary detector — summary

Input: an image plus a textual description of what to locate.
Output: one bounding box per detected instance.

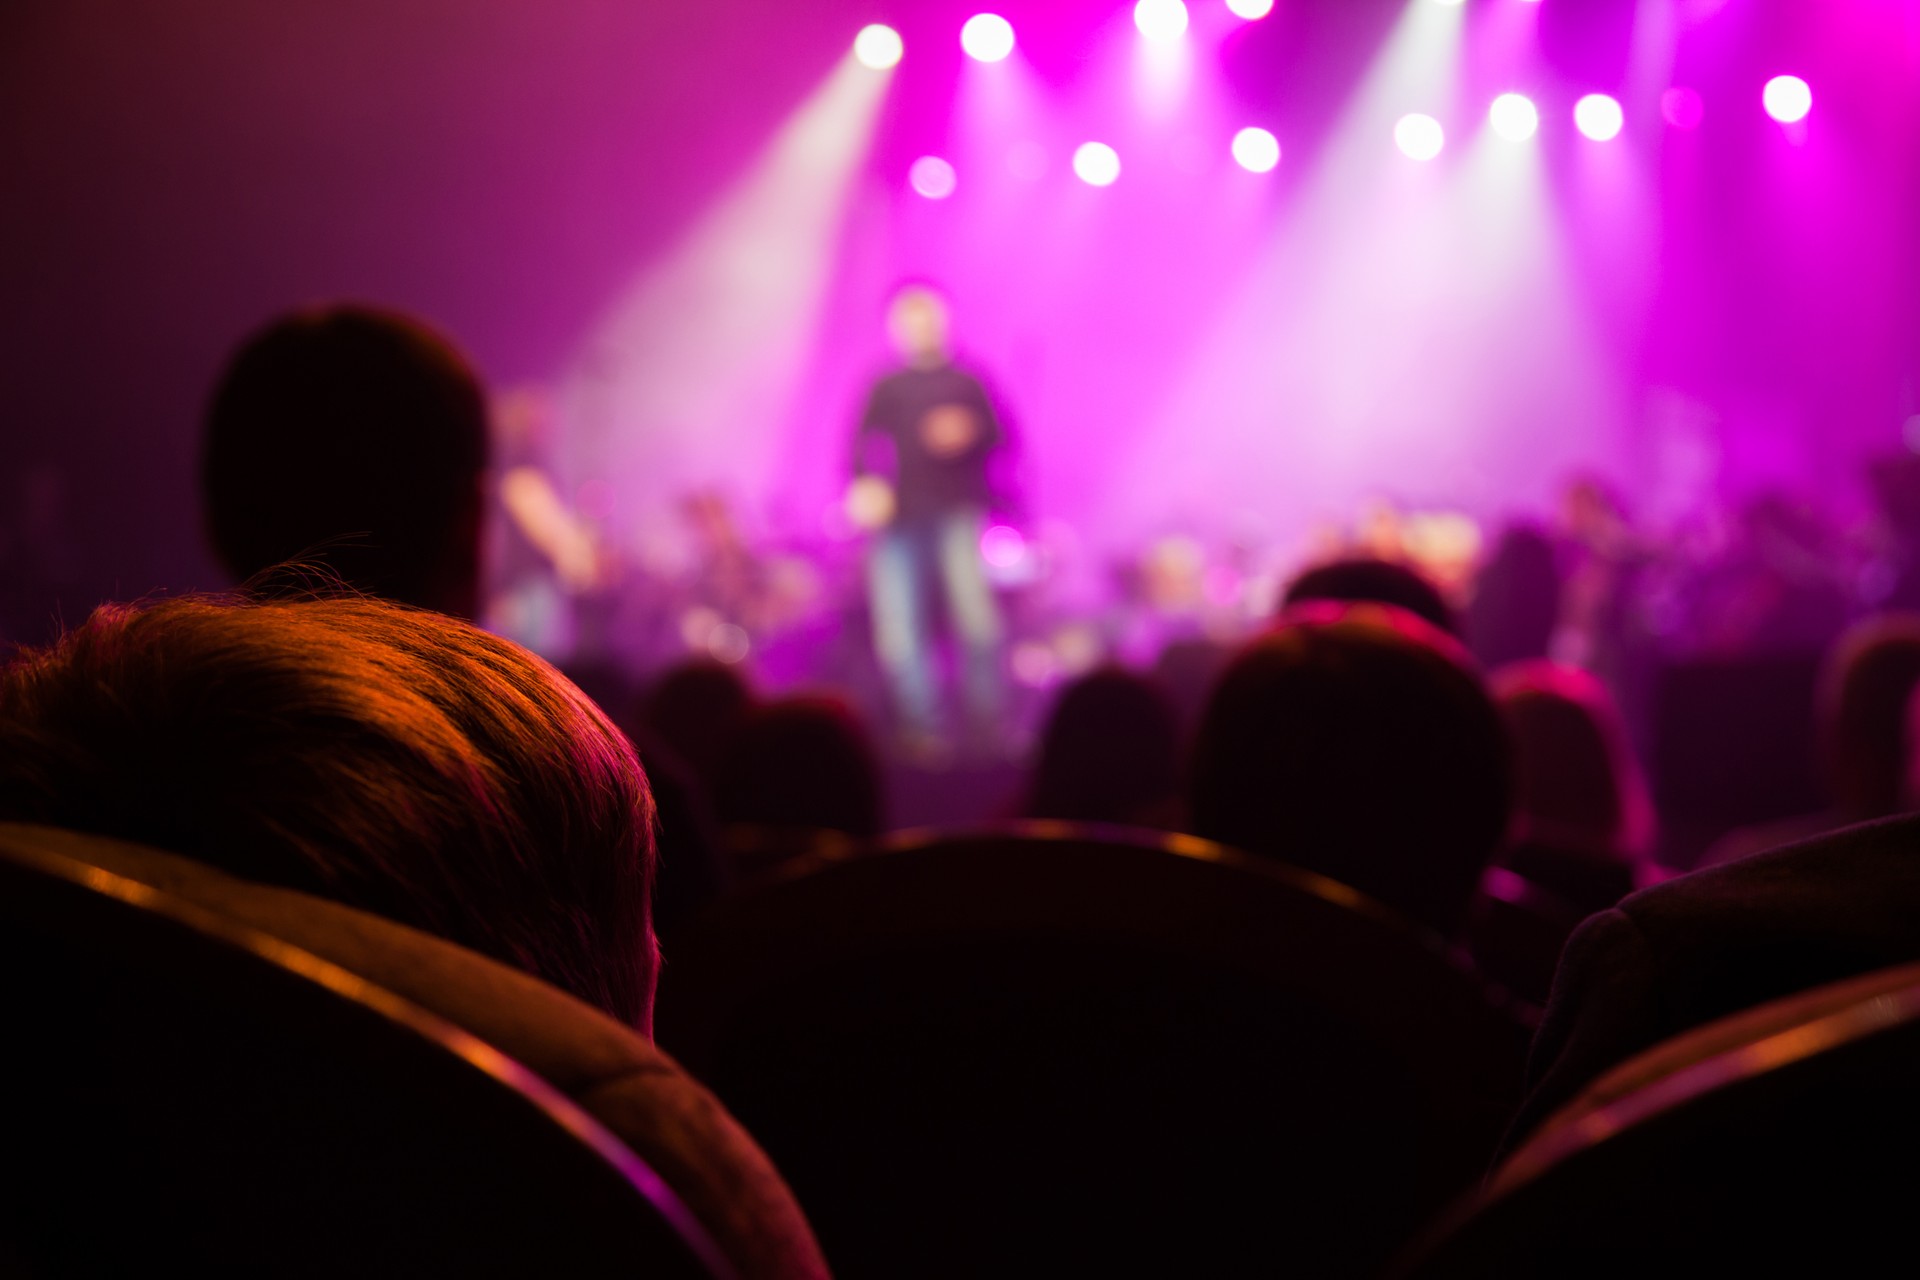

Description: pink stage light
[1231,127,1281,173]
[1226,0,1274,17]
[1393,114,1444,161]
[960,13,1015,63]
[1573,93,1624,142]
[1134,0,1189,42]
[852,24,903,70]
[1488,93,1539,142]
[1661,87,1704,130]
[1763,75,1812,124]
[981,524,1027,569]
[1073,141,1122,187]
[909,156,957,200]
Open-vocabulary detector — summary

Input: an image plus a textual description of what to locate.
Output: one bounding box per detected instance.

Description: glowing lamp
[961,13,1015,62]
[1393,114,1444,161]
[1226,0,1273,16]
[1073,141,1121,186]
[852,24,903,70]
[1488,93,1539,142]
[909,156,957,199]
[1763,75,1812,124]
[1134,0,1189,42]
[1231,127,1280,173]
[1573,93,1624,141]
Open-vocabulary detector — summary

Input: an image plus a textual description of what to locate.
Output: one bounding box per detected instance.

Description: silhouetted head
[886,284,951,367]
[201,305,490,617]
[714,696,882,839]
[1283,557,1459,637]
[1026,667,1181,828]
[642,659,755,796]
[1466,524,1561,669]
[1189,601,1510,937]
[1820,614,1920,819]
[1491,660,1652,858]
[0,596,656,1030]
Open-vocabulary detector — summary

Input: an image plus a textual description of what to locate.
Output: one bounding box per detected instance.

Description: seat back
[0,830,733,1276]
[658,823,1529,1278]
[1400,961,1920,1277]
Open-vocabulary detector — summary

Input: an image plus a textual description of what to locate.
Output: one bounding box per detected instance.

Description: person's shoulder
[1615,811,1920,951]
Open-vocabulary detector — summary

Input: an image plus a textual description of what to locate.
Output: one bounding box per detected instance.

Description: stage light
[1661,87,1704,130]
[1226,0,1273,17]
[1763,75,1811,124]
[981,524,1027,569]
[1393,113,1444,161]
[1573,94,1624,141]
[908,156,957,199]
[1231,126,1281,173]
[852,24,903,70]
[1488,93,1539,141]
[1134,0,1189,42]
[1073,141,1121,186]
[960,13,1015,63]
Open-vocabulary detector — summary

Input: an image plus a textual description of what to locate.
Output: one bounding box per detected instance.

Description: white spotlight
[1763,75,1812,125]
[1488,93,1539,141]
[1134,0,1189,42]
[961,13,1016,63]
[1073,141,1122,187]
[1393,113,1445,161]
[1573,93,1625,141]
[1226,0,1274,17]
[1231,126,1281,173]
[852,24,903,70]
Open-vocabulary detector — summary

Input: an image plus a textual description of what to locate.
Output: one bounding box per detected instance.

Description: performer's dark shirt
[857,362,1003,523]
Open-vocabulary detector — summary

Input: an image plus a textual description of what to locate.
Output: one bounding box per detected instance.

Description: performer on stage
[848,283,1008,756]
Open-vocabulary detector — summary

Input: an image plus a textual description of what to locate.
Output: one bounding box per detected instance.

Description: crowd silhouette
[7,301,1920,1275]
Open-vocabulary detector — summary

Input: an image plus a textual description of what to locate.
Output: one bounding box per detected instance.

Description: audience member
[1188,600,1511,937]
[714,695,882,874]
[1492,660,1654,914]
[1024,667,1182,829]
[1509,804,1920,1151]
[561,660,730,938]
[201,304,490,618]
[1465,524,1561,671]
[0,596,657,1030]
[1282,556,1460,637]
[643,658,756,802]
[1700,613,1920,866]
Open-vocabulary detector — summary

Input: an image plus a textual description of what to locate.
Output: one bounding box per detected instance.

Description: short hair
[201,305,490,617]
[0,596,656,1029]
[1492,659,1653,858]
[714,696,882,840]
[1189,601,1510,937]
[1283,557,1459,637]
[1026,667,1181,827]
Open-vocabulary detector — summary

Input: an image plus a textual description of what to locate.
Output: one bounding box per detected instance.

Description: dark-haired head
[714,695,882,841]
[1822,614,1920,820]
[1025,667,1181,828]
[1282,557,1459,638]
[1189,601,1510,937]
[1492,660,1652,858]
[0,596,656,1029]
[201,304,490,617]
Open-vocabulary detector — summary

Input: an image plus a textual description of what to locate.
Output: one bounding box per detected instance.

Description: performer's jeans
[867,508,1005,742]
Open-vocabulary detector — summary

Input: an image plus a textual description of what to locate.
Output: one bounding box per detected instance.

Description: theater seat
[0,823,827,1280]
[1398,960,1920,1277]
[656,822,1530,1279]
